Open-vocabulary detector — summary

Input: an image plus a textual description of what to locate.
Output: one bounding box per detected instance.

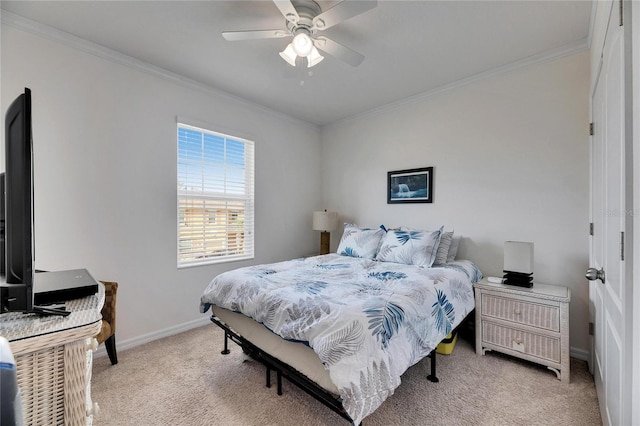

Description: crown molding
[1,11,319,131]
[326,38,589,130]
[587,0,597,49]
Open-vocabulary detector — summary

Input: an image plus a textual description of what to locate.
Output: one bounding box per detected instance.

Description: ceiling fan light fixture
[222,0,376,69]
[279,43,297,66]
[307,46,324,68]
[291,32,313,57]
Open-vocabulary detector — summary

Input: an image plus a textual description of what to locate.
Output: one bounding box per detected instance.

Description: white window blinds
[177,123,254,267]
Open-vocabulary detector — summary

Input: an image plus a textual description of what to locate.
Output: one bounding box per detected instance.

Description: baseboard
[570,346,590,362]
[94,316,211,359]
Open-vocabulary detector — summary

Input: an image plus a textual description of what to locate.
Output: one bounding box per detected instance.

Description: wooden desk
[0,283,104,425]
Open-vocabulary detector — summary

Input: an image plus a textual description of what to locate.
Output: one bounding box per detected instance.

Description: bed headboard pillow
[433,230,454,265]
[336,223,386,259]
[447,235,461,262]
[375,226,443,267]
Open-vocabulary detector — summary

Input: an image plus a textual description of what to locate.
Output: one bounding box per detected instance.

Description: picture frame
[387,167,433,204]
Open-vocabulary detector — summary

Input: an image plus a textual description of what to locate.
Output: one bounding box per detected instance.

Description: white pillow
[434,231,454,265]
[447,235,461,262]
[336,223,386,259]
[376,226,443,267]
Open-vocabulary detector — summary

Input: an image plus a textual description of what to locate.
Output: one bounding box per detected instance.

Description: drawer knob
[512,339,526,352]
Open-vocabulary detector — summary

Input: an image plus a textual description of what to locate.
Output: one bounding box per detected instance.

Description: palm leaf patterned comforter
[200,254,482,424]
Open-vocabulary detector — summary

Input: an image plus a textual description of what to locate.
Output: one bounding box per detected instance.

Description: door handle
[586,267,605,284]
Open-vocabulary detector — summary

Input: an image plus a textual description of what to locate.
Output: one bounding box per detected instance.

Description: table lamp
[312,210,338,255]
[503,241,534,287]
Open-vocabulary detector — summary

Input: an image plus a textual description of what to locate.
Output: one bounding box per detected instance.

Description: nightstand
[474,278,571,382]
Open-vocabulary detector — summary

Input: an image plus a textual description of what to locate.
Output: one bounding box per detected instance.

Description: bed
[200,226,482,425]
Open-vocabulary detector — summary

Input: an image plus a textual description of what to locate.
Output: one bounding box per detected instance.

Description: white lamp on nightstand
[312,210,338,255]
[503,241,534,287]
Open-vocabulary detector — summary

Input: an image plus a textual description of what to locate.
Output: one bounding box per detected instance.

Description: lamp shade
[503,241,534,274]
[312,211,337,232]
[292,32,313,57]
[279,44,297,67]
[280,41,324,68]
[306,46,324,68]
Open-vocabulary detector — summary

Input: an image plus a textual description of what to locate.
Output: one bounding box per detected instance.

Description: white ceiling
[1,1,592,126]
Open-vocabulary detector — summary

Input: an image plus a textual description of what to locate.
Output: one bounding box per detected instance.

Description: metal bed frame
[210,315,441,425]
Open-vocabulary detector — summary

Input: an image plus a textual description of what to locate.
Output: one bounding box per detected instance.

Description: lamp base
[320,231,330,255]
[502,271,533,288]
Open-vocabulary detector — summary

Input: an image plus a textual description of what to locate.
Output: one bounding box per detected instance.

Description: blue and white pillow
[337,224,386,259]
[376,226,443,267]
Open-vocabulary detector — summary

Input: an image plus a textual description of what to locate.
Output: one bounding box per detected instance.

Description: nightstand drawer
[481,293,560,332]
[482,321,561,363]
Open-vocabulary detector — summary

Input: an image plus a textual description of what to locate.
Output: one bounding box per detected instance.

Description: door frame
[630,1,640,425]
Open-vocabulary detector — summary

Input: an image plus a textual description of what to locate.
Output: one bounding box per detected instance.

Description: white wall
[321,52,591,354]
[1,25,322,346]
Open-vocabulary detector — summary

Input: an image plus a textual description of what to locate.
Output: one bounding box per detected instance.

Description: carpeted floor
[91,325,602,425]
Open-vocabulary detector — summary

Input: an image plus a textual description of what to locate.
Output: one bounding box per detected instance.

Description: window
[177,123,254,267]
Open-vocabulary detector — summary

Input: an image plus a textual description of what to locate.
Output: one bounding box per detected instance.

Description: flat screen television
[0,88,35,313]
[1,89,83,316]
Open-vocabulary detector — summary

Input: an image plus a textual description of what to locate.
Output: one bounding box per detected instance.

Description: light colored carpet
[91,325,601,425]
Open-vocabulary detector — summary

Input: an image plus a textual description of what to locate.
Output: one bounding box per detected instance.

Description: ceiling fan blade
[312,0,377,30]
[314,36,364,67]
[273,0,300,23]
[222,30,290,41]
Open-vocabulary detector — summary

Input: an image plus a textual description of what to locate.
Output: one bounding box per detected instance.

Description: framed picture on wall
[387,167,433,204]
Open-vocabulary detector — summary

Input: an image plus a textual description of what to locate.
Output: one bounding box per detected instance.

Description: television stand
[1,283,104,425]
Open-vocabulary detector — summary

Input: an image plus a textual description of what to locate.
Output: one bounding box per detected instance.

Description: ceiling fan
[222,0,377,68]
